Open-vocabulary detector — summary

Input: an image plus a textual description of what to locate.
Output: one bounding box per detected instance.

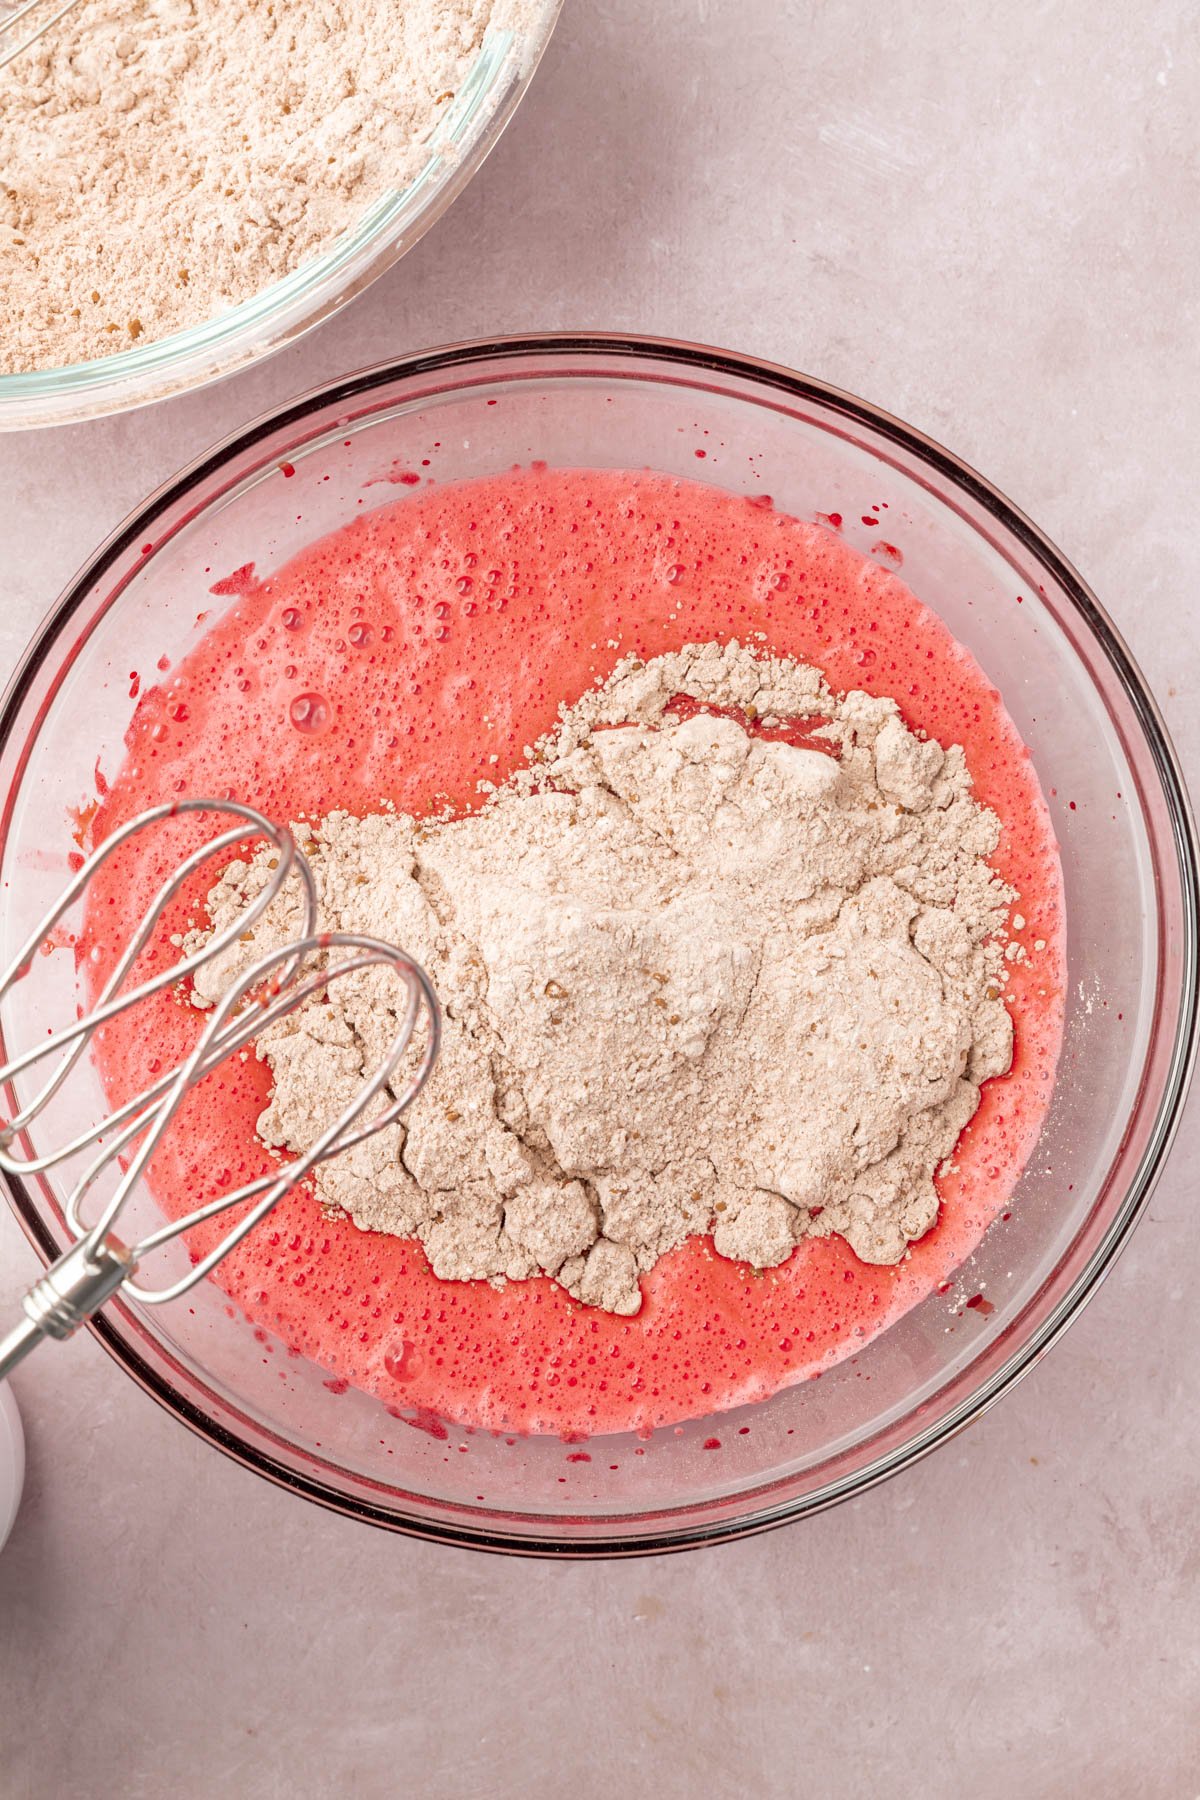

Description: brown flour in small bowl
[1,0,529,373]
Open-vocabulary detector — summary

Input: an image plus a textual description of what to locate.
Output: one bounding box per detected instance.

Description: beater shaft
[0,1236,132,1378]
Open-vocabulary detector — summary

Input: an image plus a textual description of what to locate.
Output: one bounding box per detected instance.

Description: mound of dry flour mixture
[190,642,1016,1317]
[1,0,534,373]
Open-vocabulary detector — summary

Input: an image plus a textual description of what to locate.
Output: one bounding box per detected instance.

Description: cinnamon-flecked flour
[1,0,532,373]
[189,641,1017,1317]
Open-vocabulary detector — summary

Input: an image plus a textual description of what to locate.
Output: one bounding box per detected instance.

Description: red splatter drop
[396,1406,449,1440]
[209,562,259,598]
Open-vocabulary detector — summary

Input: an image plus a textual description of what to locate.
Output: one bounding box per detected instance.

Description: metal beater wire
[0,799,440,1373]
[73,930,439,1303]
[0,0,84,72]
[0,797,316,1174]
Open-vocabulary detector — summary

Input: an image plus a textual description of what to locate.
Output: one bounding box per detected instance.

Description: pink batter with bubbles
[84,467,1065,1436]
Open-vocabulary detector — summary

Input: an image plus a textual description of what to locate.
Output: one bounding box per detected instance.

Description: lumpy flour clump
[1,0,531,373]
[190,641,1016,1318]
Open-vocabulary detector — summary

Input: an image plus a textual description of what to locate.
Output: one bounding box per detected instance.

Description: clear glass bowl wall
[0,6,561,429]
[0,338,1194,1554]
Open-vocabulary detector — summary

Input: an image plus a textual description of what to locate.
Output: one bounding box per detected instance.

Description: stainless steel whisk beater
[0,0,86,72]
[0,798,440,1378]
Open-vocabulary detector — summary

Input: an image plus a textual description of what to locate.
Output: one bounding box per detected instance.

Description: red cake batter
[84,467,1065,1436]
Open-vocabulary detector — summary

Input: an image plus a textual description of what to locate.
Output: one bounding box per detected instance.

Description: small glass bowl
[0,7,561,430]
[0,335,1195,1554]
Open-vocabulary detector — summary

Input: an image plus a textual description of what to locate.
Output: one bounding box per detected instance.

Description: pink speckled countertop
[1,3,1198,1794]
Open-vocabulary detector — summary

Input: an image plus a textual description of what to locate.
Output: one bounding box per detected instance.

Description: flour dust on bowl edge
[0,4,561,430]
[0,336,1194,1555]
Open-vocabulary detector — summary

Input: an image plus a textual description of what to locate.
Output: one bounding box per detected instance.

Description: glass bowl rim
[2,331,1197,1556]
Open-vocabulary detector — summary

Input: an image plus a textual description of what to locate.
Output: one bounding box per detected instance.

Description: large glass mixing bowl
[0,7,560,430]
[1,336,1195,1554]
